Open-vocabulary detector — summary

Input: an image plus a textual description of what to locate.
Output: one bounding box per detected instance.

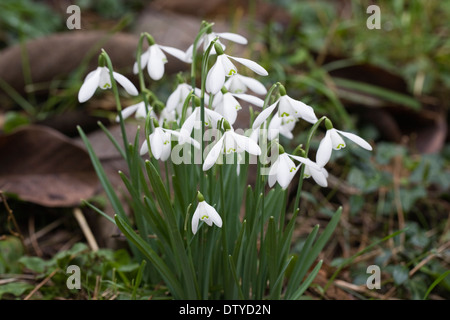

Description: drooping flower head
[140,119,200,161]
[78,55,138,103]
[316,118,373,167]
[203,120,261,171]
[267,143,327,189]
[134,34,191,81]
[191,191,222,235]
[206,43,268,95]
[224,73,267,95]
[115,101,156,122]
[212,87,264,125]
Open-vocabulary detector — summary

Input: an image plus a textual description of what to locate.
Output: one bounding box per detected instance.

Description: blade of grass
[423,270,450,300]
[290,260,323,300]
[114,214,184,299]
[77,126,127,221]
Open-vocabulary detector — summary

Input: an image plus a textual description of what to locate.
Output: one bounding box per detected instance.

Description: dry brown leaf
[0,125,98,207]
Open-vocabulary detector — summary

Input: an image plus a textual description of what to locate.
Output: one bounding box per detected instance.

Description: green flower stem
[254,82,281,203]
[136,33,153,130]
[292,116,327,214]
[101,50,130,165]
[198,37,219,191]
[190,21,215,91]
[219,164,231,297]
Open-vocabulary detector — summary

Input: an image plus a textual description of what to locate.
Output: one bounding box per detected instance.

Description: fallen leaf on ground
[0,125,98,207]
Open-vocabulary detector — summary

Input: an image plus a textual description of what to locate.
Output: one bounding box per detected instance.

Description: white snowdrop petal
[180,108,198,136]
[159,45,190,63]
[150,129,164,160]
[191,206,201,234]
[232,132,261,156]
[139,140,149,156]
[206,57,226,94]
[309,167,328,187]
[268,158,280,188]
[113,72,139,96]
[203,135,225,171]
[316,130,333,167]
[252,101,278,129]
[217,32,248,44]
[205,108,225,129]
[133,49,150,74]
[277,154,298,189]
[232,93,264,107]
[116,103,140,122]
[148,45,167,80]
[329,129,346,150]
[78,68,101,103]
[227,55,268,76]
[336,130,373,151]
[287,97,318,123]
[204,202,222,228]
[239,75,268,95]
[166,86,182,112]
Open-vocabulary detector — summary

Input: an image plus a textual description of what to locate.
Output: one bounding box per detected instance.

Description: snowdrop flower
[316,118,373,167]
[159,107,178,126]
[289,154,329,188]
[203,120,261,171]
[185,28,248,60]
[268,151,299,190]
[191,192,222,235]
[115,101,155,122]
[206,43,268,95]
[252,85,317,129]
[133,35,190,81]
[267,113,297,141]
[225,74,267,95]
[212,88,264,125]
[179,106,224,138]
[78,66,138,103]
[166,83,206,114]
[268,144,326,189]
[140,124,200,161]
[201,29,247,54]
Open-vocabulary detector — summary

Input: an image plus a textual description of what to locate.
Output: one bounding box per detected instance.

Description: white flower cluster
[78,25,373,235]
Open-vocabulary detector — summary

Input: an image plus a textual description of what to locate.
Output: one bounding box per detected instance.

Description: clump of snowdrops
[77,21,372,300]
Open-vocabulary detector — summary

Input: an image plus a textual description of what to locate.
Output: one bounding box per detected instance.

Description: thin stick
[73,207,99,252]
[0,191,28,254]
[28,215,43,257]
[24,268,59,300]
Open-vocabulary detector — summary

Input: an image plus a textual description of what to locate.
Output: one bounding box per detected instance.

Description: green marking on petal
[280,112,290,117]
[201,215,209,220]
[226,147,236,153]
[228,69,237,76]
[290,167,296,173]
[164,140,170,145]
[336,144,345,149]
[103,83,111,89]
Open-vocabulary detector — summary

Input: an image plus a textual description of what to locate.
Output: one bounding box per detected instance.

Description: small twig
[409,241,450,277]
[24,218,64,247]
[393,155,406,246]
[334,279,399,300]
[73,207,99,252]
[24,268,59,300]
[28,215,43,257]
[0,191,28,254]
[92,275,102,300]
